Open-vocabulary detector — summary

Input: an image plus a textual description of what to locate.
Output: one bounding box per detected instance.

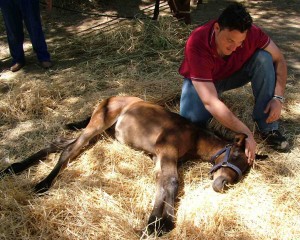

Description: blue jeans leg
[21,0,51,62]
[243,50,278,132]
[0,0,50,64]
[180,50,278,132]
[1,0,25,64]
[180,78,212,126]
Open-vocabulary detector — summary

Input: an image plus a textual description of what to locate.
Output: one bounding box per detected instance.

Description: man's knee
[253,50,273,68]
[249,50,275,85]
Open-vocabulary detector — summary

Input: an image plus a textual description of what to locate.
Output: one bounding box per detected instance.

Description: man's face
[214,22,247,57]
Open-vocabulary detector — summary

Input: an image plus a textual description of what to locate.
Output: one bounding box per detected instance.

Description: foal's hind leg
[34,98,122,193]
[0,137,75,178]
[34,124,104,193]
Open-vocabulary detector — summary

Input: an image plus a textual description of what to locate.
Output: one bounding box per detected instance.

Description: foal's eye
[233,149,240,157]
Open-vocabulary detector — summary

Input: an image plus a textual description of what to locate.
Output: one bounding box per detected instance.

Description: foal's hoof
[0,162,23,178]
[0,169,10,179]
[34,181,51,194]
[146,215,174,236]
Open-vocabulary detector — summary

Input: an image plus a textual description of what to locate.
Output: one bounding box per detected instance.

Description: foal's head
[210,133,249,192]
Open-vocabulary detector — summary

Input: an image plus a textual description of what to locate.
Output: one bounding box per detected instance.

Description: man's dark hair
[218,2,253,32]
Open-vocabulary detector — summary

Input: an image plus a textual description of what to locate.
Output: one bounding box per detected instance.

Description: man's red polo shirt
[179,20,270,83]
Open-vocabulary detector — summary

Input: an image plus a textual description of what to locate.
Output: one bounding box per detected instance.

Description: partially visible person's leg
[180,78,212,126]
[245,50,288,151]
[1,0,26,71]
[245,50,278,132]
[21,0,51,67]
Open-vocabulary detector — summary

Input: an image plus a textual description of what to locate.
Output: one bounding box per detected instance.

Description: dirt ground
[0,0,300,239]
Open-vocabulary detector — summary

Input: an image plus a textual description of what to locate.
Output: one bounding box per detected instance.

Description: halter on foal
[0,96,250,235]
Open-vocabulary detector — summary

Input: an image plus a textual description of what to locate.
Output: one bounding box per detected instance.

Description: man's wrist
[244,132,254,139]
[273,95,285,103]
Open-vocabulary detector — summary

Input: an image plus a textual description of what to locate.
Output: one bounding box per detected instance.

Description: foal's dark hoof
[146,216,161,236]
[34,181,51,194]
[146,215,175,236]
[162,217,175,232]
[0,169,10,179]
[0,162,23,178]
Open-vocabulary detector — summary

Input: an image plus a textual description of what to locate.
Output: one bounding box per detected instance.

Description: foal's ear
[234,133,248,147]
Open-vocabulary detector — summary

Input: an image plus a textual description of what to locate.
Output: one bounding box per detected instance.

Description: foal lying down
[0,96,256,235]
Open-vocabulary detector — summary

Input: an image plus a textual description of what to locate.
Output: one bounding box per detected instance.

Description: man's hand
[245,134,257,165]
[264,98,283,123]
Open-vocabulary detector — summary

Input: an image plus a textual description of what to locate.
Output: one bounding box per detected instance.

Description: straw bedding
[0,0,299,239]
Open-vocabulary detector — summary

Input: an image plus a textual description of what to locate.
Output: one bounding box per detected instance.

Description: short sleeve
[179,27,215,82]
[250,25,270,49]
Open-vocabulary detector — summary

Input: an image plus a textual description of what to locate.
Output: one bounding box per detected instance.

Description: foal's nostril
[212,176,229,193]
[221,179,229,191]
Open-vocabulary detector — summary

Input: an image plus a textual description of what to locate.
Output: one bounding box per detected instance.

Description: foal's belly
[114,113,162,154]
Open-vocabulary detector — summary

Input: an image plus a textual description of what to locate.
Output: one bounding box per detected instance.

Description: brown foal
[1,96,252,235]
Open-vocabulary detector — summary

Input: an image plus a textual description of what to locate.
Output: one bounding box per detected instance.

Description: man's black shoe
[261,130,289,152]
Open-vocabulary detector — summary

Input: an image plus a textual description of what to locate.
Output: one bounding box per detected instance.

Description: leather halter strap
[209,144,243,181]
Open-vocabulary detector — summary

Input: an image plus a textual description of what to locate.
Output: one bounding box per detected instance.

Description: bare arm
[265,40,287,96]
[192,81,256,163]
[263,40,287,123]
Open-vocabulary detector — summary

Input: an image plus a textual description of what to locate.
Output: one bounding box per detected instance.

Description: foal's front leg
[147,153,179,235]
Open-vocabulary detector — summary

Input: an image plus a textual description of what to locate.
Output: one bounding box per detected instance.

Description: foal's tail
[66,117,91,130]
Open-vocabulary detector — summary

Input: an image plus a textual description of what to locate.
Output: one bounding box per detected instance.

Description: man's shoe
[261,130,289,152]
[41,61,52,69]
[10,63,25,72]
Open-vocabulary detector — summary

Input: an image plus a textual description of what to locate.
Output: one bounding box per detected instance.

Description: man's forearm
[205,100,253,137]
[274,58,287,97]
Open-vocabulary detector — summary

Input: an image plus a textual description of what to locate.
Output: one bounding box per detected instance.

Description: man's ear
[214,22,220,33]
[234,133,248,147]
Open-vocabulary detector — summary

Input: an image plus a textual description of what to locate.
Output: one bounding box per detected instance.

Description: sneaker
[10,62,25,72]
[261,130,289,152]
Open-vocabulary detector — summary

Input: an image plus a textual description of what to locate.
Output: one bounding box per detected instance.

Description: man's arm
[192,80,256,163]
[264,40,287,96]
[263,40,287,123]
